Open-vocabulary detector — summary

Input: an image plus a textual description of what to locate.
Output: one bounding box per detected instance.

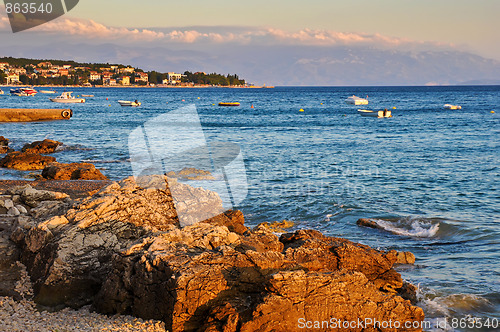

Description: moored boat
[0,89,4,95]
[358,109,392,118]
[118,100,141,107]
[10,87,37,96]
[345,95,368,105]
[40,90,57,94]
[81,94,94,97]
[218,102,240,107]
[50,92,85,103]
[444,104,461,110]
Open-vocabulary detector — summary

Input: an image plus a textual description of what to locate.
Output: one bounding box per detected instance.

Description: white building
[89,71,101,81]
[164,72,184,84]
[7,73,20,84]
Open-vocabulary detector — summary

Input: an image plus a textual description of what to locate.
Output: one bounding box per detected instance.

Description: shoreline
[0,84,274,89]
[0,180,111,199]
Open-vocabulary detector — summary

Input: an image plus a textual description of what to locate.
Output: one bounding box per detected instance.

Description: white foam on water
[417,289,496,331]
[374,218,440,238]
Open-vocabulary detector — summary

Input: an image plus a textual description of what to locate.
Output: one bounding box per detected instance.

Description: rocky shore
[0,138,107,180]
[0,173,425,331]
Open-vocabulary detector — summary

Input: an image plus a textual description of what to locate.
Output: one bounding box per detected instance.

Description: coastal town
[0,57,251,87]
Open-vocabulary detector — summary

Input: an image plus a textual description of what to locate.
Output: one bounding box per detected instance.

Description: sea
[1,85,499,331]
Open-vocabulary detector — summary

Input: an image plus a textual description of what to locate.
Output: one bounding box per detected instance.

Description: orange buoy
[251,104,254,109]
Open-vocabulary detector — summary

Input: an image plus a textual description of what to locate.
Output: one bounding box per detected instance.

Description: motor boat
[345,95,368,105]
[40,90,57,94]
[50,92,85,103]
[218,102,240,106]
[358,109,392,118]
[444,104,461,110]
[10,87,37,96]
[118,100,141,107]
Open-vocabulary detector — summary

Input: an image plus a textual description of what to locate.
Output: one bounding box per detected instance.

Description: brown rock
[96,224,423,332]
[356,217,384,230]
[166,167,215,180]
[280,229,403,292]
[395,251,416,265]
[21,139,62,154]
[0,152,56,170]
[240,270,424,332]
[0,136,12,154]
[204,209,247,235]
[42,162,107,180]
[12,175,424,330]
[0,136,9,147]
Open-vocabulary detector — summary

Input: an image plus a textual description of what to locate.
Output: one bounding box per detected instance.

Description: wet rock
[395,251,416,265]
[21,139,62,154]
[41,162,107,180]
[0,136,12,154]
[259,219,295,233]
[0,152,56,171]
[166,167,215,180]
[398,281,419,304]
[356,217,384,230]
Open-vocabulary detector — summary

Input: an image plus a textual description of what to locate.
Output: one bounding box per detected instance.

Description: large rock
[11,176,181,307]
[21,139,62,154]
[11,175,424,330]
[0,152,56,170]
[95,225,423,332]
[41,162,108,180]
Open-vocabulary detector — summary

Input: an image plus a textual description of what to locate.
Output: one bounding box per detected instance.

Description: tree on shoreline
[0,56,247,86]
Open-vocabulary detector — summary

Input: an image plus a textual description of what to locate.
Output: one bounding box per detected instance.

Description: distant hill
[457,79,500,85]
[2,42,500,86]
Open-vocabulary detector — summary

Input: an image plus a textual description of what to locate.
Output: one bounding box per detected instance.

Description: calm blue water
[1,86,499,328]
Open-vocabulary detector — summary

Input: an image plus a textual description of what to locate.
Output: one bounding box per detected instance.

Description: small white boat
[0,89,4,95]
[444,104,461,110]
[81,94,94,97]
[118,100,141,107]
[50,92,85,103]
[40,90,57,94]
[358,109,392,118]
[346,95,369,105]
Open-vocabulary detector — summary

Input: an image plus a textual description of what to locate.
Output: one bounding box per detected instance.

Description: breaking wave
[373,217,440,238]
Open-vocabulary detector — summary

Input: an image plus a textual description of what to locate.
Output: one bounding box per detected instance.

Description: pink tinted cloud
[0,14,442,48]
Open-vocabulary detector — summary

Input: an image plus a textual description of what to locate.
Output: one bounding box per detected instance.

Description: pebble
[15,205,28,214]
[4,199,14,209]
[7,206,20,216]
[0,297,167,331]
[0,263,167,331]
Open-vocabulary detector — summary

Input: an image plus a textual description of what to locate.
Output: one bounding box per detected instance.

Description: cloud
[0,13,443,48]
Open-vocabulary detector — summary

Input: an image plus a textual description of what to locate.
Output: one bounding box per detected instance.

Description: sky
[1,0,499,85]
[68,0,500,60]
